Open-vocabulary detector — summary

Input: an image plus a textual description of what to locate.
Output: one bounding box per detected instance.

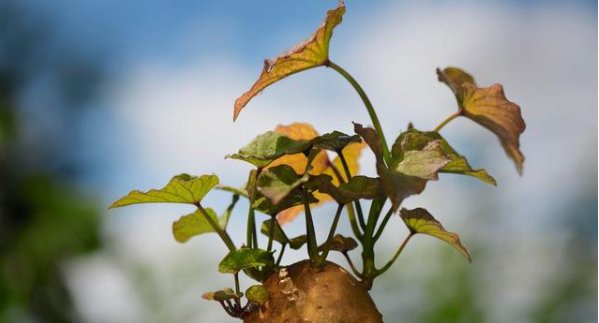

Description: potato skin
[243,260,383,323]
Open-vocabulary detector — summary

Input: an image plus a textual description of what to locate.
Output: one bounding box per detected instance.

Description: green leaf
[289,235,308,250]
[172,208,219,243]
[437,67,526,174]
[110,174,219,208]
[234,2,345,120]
[219,248,274,274]
[252,191,318,216]
[395,141,450,180]
[257,165,309,205]
[400,208,471,262]
[306,174,382,205]
[261,219,289,245]
[227,131,312,168]
[312,131,362,152]
[392,129,496,185]
[354,123,427,210]
[216,185,249,198]
[202,288,242,301]
[319,234,358,253]
[245,285,270,305]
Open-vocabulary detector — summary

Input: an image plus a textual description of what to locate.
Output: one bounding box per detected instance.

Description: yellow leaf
[437,67,526,174]
[233,2,346,120]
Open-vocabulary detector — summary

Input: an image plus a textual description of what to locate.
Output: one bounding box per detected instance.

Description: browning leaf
[437,67,526,174]
[400,208,471,262]
[233,2,346,120]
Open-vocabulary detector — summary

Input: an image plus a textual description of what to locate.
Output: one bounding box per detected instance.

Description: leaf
[253,191,318,216]
[400,208,471,262]
[319,234,358,253]
[172,208,219,243]
[437,67,526,174]
[289,235,308,250]
[395,141,451,180]
[202,288,241,301]
[233,2,346,120]
[306,174,381,205]
[261,219,289,245]
[216,185,249,198]
[257,165,309,205]
[355,123,427,210]
[312,131,362,152]
[218,248,275,274]
[246,285,270,305]
[227,131,312,168]
[110,174,219,208]
[393,129,496,185]
[268,123,329,175]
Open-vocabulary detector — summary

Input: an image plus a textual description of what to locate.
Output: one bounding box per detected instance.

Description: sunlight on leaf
[218,248,275,274]
[395,141,450,180]
[400,207,471,262]
[257,165,309,205]
[268,123,329,175]
[216,185,249,198]
[437,67,526,174]
[110,174,219,208]
[233,2,346,120]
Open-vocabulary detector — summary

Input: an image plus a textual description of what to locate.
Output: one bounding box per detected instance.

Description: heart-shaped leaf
[261,219,289,245]
[437,67,526,174]
[392,128,496,185]
[228,131,312,168]
[110,174,219,208]
[257,165,309,205]
[319,234,358,253]
[400,208,471,262]
[233,2,345,120]
[312,131,362,152]
[395,141,451,180]
[172,208,219,243]
[218,248,275,274]
[245,285,270,305]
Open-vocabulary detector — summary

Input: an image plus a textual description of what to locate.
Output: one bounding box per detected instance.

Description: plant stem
[276,243,287,266]
[303,191,318,262]
[342,251,362,278]
[373,207,395,242]
[376,233,414,276]
[327,60,391,166]
[233,273,242,309]
[434,111,461,132]
[196,204,236,251]
[360,197,386,282]
[329,163,363,238]
[338,151,366,230]
[267,215,275,252]
[317,204,345,265]
[246,169,260,248]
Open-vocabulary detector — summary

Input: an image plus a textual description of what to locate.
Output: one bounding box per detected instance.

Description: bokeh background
[0,0,596,322]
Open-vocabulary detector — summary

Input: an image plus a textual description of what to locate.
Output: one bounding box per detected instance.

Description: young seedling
[111,2,525,322]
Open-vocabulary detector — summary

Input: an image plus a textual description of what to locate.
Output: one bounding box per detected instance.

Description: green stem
[276,243,287,266]
[267,215,275,252]
[373,207,395,242]
[303,191,318,262]
[376,233,413,276]
[197,204,236,251]
[342,251,362,278]
[361,197,386,281]
[317,204,345,265]
[234,273,242,308]
[329,163,362,238]
[327,60,391,165]
[246,169,260,248]
[338,151,366,230]
[434,111,461,132]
